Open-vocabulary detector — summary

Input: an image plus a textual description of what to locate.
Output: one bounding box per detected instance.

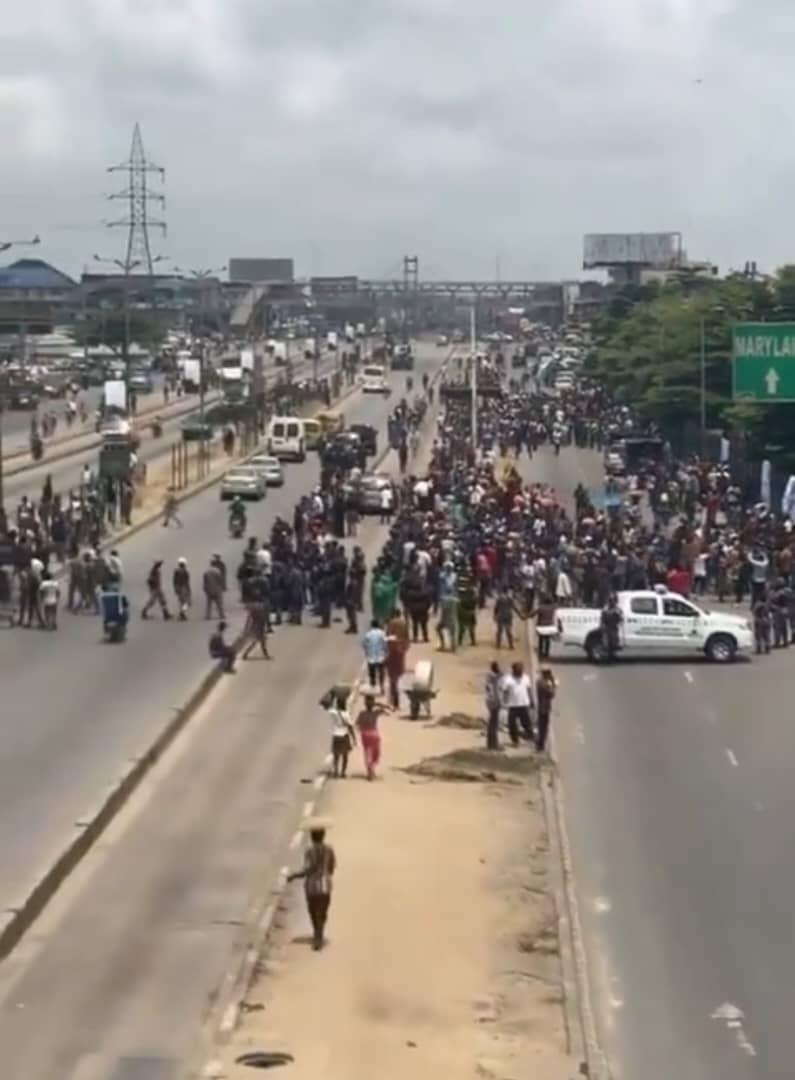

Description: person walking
[162,488,183,528]
[287,822,336,951]
[494,587,515,649]
[535,665,557,753]
[361,619,387,693]
[172,557,192,620]
[322,688,356,779]
[203,557,225,620]
[355,690,388,780]
[142,560,172,620]
[39,571,61,630]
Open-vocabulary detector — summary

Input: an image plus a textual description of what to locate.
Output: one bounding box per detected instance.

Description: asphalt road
[2,351,339,508]
[0,342,440,962]
[1,377,167,456]
[523,443,788,1080]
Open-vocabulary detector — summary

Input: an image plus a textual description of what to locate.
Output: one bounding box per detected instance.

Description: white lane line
[574,723,586,745]
[302,800,314,817]
[582,672,598,682]
[289,831,302,850]
[683,670,694,683]
[725,748,739,768]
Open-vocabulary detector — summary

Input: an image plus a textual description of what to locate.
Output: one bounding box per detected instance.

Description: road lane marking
[725,748,739,768]
[593,896,611,914]
[302,800,314,817]
[574,723,586,745]
[582,672,598,682]
[683,670,694,683]
[289,831,302,850]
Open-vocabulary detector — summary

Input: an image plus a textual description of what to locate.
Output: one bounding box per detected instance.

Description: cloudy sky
[0,0,788,281]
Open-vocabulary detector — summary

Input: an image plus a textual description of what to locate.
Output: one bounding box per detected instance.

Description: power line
[105,122,166,275]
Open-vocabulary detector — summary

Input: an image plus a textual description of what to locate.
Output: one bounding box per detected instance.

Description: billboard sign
[228,258,294,283]
[733,322,795,402]
[583,232,680,268]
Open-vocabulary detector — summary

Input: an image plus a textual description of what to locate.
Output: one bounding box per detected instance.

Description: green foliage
[590,271,795,464]
[75,312,162,350]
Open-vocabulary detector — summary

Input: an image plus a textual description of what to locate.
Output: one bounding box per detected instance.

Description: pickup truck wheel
[585,630,607,663]
[705,633,737,663]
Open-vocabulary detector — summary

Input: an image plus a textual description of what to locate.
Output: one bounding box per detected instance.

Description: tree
[590,271,795,468]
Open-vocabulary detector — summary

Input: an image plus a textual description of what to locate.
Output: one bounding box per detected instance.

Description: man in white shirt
[500,661,534,748]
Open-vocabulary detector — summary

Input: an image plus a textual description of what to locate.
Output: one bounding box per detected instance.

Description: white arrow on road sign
[711,1002,745,1022]
[765,367,780,394]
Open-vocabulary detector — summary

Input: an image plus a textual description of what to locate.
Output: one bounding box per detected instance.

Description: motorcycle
[100,589,129,643]
[229,513,247,539]
[151,417,163,438]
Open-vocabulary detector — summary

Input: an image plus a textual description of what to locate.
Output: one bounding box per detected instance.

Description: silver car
[359,472,394,514]
[220,465,267,501]
[248,453,285,487]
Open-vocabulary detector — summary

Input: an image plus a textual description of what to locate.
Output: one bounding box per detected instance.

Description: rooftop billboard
[583,232,681,269]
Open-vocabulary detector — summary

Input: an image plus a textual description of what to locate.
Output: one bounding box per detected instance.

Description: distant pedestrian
[287,823,336,950]
[535,666,557,753]
[501,661,534,747]
[162,488,183,528]
[361,619,387,693]
[355,690,389,780]
[484,660,503,750]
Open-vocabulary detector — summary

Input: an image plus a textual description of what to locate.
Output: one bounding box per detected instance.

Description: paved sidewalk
[214,621,574,1080]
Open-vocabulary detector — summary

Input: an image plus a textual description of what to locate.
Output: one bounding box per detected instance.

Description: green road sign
[733,322,795,401]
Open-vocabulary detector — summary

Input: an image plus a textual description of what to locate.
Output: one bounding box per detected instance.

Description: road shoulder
[211,629,575,1080]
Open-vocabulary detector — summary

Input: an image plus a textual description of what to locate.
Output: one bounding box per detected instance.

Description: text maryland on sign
[733,324,795,360]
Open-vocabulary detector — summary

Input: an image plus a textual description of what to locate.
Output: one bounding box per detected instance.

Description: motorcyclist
[229,495,247,534]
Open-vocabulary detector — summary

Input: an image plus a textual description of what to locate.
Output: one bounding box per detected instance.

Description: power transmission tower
[402,255,419,338]
[106,122,166,274]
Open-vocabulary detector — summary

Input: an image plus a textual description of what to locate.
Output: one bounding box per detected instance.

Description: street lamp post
[93,253,168,410]
[469,303,478,444]
[173,266,227,423]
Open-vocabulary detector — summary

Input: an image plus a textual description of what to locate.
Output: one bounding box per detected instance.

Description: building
[0,258,77,334]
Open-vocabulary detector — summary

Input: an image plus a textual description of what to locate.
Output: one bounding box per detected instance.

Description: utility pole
[0,234,42,527]
[173,265,227,422]
[402,254,419,342]
[470,304,477,444]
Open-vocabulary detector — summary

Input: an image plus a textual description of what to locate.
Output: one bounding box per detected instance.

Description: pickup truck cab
[556,587,753,663]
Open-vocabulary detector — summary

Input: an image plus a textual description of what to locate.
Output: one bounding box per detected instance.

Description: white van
[361,364,388,393]
[267,416,306,462]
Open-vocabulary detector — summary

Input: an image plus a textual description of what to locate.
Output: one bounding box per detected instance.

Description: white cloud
[0,76,64,157]
[0,0,789,279]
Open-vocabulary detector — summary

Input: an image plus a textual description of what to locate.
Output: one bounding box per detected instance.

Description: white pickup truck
[555,587,754,663]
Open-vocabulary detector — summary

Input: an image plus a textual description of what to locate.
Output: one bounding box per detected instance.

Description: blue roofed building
[0,259,78,334]
[0,258,77,301]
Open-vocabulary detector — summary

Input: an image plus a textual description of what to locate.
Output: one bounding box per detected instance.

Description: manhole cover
[236,1051,294,1070]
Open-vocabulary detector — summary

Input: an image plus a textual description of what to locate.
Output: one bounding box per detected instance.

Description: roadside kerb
[0,374,366,963]
[524,619,611,1080]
